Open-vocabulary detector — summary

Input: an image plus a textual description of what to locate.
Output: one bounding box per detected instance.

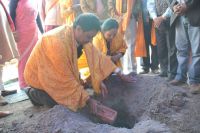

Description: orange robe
[116,0,135,33]
[78,32,126,79]
[92,32,127,67]
[24,26,116,111]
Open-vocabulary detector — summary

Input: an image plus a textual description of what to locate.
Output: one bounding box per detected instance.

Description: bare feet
[0,111,12,118]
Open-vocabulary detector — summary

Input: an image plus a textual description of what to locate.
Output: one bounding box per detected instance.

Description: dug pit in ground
[1,75,200,133]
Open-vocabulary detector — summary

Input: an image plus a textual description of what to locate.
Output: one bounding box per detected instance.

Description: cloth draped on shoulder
[78,31,127,70]
[116,0,147,57]
[24,26,116,111]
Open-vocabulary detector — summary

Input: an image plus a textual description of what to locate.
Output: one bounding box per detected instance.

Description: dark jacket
[170,0,200,27]
[185,0,200,26]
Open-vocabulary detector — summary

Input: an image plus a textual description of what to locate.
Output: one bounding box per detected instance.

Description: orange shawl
[116,0,136,32]
[78,31,126,78]
[24,26,116,111]
[116,0,147,57]
[92,32,127,67]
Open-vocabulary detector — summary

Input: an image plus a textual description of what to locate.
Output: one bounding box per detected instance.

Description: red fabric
[0,0,15,31]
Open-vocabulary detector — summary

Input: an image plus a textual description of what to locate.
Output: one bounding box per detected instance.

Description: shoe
[190,84,200,94]
[151,69,160,74]
[139,69,149,74]
[169,79,185,86]
[0,111,12,118]
[0,95,8,106]
[1,90,17,97]
[158,72,167,77]
[166,76,175,82]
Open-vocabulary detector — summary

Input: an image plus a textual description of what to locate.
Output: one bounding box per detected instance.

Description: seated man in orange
[79,18,127,70]
[93,18,127,67]
[24,13,135,112]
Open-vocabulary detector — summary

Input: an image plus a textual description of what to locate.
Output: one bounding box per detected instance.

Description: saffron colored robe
[24,26,116,111]
[78,32,127,69]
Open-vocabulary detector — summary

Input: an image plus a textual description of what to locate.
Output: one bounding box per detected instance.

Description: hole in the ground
[84,100,137,129]
[112,102,137,129]
[113,108,137,129]
[87,109,137,129]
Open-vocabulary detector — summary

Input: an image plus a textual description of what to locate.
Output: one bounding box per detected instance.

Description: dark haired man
[24,13,135,111]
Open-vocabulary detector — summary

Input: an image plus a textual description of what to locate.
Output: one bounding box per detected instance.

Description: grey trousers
[175,17,200,84]
[155,19,178,78]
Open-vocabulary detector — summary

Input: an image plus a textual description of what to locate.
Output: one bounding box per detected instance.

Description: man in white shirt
[147,0,178,81]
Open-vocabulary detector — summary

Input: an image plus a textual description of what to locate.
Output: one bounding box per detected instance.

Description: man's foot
[1,90,17,97]
[190,84,200,94]
[0,111,12,118]
[166,76,175,82]
[139,69,149,74]
[151,69,160,74]
[128,71,137,76]
[169,79,185,86]
[158,72,167,77]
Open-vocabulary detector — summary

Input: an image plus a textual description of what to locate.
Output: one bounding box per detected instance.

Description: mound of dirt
[1,75,200,133]
[11,105,132,133]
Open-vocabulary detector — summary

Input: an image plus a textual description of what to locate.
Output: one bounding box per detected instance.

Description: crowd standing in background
[147,0,178,81]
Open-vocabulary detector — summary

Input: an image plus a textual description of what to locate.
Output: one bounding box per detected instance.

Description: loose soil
[1,74,200,133]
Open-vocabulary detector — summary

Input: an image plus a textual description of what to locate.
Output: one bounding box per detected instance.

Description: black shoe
[139,69,149,74]
[151,69,159,74]
[169,79,185,86]
[190,84,200,94]
[1,90,17,97]
[166,76,175,82]
[158,72,167,77]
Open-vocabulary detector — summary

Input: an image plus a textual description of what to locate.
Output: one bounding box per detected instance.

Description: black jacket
[170,0,200,27]
[185,0,200,26]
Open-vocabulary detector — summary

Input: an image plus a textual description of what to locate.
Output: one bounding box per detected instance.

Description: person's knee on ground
[25,87,57,107]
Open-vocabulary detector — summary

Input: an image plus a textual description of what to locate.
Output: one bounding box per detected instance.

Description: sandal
[1,90,17,97]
